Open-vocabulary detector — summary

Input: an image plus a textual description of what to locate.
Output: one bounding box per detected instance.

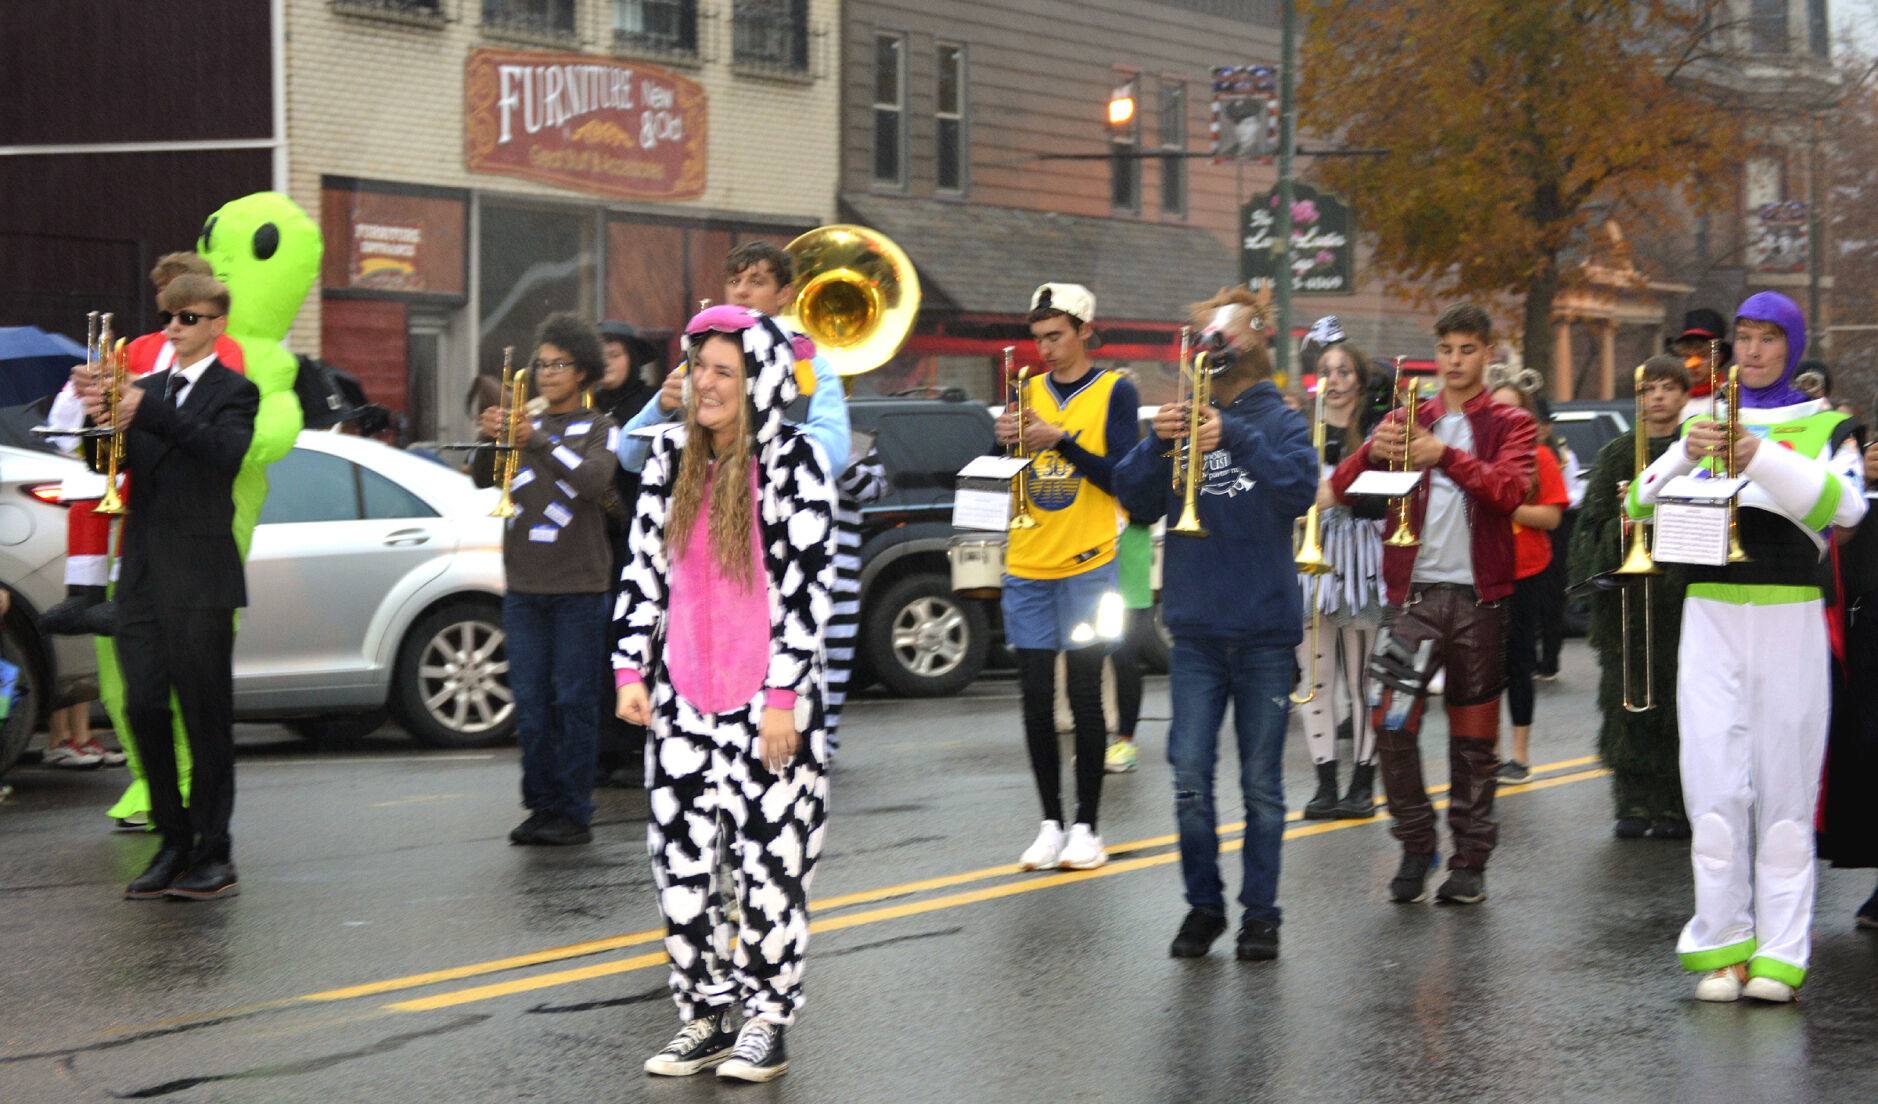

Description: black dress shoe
[126,846,193,899]
[166,859,240,900]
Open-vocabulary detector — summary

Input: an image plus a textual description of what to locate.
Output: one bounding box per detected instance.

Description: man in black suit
[84,273,258,901]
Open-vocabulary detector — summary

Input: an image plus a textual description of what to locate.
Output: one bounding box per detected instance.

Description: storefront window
[477,204,597,384]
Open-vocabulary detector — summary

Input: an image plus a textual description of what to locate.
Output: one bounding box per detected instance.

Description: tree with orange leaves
[1299,1,1739,381]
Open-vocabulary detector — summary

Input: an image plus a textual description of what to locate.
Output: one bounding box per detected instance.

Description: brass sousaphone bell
[781,224,922,378]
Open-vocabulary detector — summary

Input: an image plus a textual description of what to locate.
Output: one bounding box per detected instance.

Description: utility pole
[1273,0,1297,378]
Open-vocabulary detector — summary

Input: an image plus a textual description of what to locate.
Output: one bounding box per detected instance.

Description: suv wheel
[863,574,987,698]
[392,601,515,748]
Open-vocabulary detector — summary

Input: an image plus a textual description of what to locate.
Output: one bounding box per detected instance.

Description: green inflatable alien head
[198,191,322,347]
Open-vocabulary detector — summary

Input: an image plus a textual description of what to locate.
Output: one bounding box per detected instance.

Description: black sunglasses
[159,310,223,327]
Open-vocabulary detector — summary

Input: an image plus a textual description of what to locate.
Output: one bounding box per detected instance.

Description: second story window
[1110,75,1140,214]
[1748,0,1787,54]
[613,0,699,57]
[734,0,809,74]
[483,0,575,39]
[1160,79,1186,218]
[936,42,966,193]
[873,34,905,187]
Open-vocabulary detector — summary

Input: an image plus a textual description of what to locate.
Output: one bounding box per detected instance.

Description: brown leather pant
[1369,584,1506,871]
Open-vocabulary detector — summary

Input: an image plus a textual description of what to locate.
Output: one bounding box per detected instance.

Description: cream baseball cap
[1030,282,1095,325]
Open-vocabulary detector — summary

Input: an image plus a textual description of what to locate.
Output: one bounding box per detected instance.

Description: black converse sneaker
[644,1010,737,1076]
[1389,850,1438,903]
[716,1018,788,1083]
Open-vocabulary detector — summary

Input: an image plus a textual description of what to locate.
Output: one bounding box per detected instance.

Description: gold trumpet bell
[491,487,519,519]
[1169,498,1209,538]
[1614,526,1661,577]
[1383,519,1420,548]
[95,480,126,516]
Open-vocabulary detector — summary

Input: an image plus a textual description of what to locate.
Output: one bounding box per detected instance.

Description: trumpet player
[1626,292,1866,1004]
[1565,355,1693,841]
[472,313,621,848]
[996,283,1139,873]
[82,274,257,902]
[1329,304,1537,907]
[1113,287,1316,960]
[1293,322,1390,821]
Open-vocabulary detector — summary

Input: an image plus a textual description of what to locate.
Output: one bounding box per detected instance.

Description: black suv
[846,392,998,697]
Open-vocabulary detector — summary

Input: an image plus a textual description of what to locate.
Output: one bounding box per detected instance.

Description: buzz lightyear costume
[101,193,315,824]
[1628,291,1864,991]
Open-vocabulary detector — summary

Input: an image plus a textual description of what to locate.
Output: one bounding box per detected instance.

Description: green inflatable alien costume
[102,193,316,825]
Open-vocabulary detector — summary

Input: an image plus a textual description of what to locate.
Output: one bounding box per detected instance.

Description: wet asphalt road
[2,640,1876,1103]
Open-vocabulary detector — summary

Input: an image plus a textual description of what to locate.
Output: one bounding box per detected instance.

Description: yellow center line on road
[383,764,1612,1013]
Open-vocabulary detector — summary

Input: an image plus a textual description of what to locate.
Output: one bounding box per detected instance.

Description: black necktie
[165,371,185,406]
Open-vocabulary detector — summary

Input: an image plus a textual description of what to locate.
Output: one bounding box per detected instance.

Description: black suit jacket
[115,359,260,610]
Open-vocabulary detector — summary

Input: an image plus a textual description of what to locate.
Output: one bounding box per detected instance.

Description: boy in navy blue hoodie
[1114,287,1318,960]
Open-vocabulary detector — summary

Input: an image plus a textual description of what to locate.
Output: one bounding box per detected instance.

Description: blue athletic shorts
[1000,561,1122,652]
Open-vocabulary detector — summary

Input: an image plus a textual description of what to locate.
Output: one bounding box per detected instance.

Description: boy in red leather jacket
[1330,304,1536,905]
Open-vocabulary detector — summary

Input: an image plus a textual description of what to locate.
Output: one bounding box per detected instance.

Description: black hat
[598,320,661,371]
[1667,308,1731,363]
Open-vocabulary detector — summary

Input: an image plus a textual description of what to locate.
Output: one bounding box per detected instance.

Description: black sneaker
[1236,917,1279,962]
[1496,759,1531,785]
[509,811,550,845]
[645,1010,737,1076]
[1613,815,1651,839]
[1389,851,1438,903]
[533,815,593,846]
[1435,865,1487,905]
[717,1019,787,1083]
[1649,814,1691,840]
[1855,884,1878,931]
[1169,908,1227,958]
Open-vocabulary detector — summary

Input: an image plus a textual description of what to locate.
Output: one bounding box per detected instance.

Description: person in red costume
[40,253,244,638]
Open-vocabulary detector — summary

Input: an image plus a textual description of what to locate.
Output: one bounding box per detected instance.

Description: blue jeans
[504,591,607,826]
[1166,636,1294,923]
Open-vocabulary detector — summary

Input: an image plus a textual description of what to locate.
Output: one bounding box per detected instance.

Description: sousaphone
[782,224,921,377]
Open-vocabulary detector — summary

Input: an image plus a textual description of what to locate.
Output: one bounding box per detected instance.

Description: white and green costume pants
[1675,588,1828,988]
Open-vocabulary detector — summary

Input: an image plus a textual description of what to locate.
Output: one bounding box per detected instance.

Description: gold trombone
[489,347,530,519]
[1290,371,1334,705]
[1005,346,1041,531]
[1615,363,1662,712]
[95,315,130,517]
[1169,326,1210,538]
[1383,357,1424,548]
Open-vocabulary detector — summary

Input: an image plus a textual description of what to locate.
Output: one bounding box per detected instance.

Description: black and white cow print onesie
[613,310,837,1026]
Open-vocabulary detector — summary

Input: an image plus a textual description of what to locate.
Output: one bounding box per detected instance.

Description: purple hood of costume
[1734,291,1809,408]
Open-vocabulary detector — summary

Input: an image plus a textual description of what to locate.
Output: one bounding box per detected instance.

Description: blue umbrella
[0,326,87,406]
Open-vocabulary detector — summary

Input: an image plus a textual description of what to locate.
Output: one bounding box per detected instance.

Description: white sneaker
[1058,822,1108,870]
[44,744,104,769]
[1742,976,1796,1003]
[1018,820,1065,870]
[1694,965,1745,1002]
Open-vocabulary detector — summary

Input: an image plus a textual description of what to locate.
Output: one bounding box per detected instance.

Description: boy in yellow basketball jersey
[996,283,1140,872]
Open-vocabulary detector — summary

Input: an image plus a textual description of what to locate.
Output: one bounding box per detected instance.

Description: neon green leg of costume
[97,627,193,825]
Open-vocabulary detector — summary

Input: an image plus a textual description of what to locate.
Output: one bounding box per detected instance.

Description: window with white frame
[936,41,967,193]
[873,33,905,186]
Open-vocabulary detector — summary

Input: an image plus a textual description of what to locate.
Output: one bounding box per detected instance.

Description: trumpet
[1005,346,1041,531]
[1169,327,1210,538]
[1615,363,1662,713]
[489,347,530,519]
[1383,357,1423,548]
[1290,372,1334,705]
[95,315,130,517]
[1706,343,1749,564]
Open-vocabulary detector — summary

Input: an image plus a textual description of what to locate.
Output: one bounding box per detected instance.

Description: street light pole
[1273,0,1297,379]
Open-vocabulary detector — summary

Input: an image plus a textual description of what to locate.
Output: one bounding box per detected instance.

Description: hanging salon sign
[465,48,707,202]
[1240,183,1355,296]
